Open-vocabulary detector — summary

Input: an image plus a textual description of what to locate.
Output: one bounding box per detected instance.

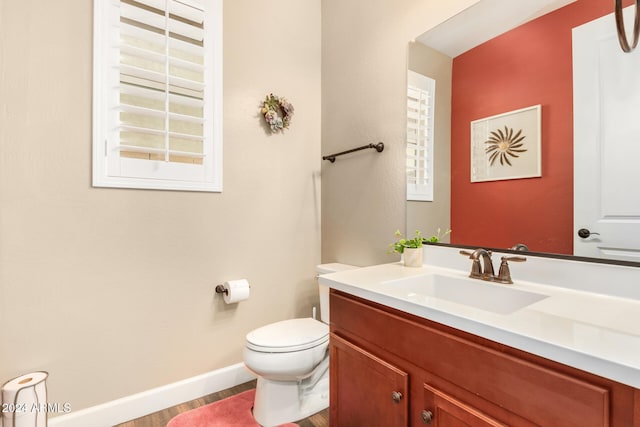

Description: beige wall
[0,0,320,413]
[406,42,452,240]
[321,0,479,266]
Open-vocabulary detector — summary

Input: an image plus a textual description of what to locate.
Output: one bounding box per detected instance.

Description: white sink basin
[383,274,548,315]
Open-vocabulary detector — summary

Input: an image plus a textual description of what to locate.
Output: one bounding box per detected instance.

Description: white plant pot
[403,247,423,267]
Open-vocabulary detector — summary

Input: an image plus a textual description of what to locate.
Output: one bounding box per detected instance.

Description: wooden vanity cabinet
[329,290,640,427]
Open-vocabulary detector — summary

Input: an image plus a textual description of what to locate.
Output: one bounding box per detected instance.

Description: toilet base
[251,360,329,426]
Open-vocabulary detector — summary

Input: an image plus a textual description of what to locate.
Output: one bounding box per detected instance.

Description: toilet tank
[316,263,358,323]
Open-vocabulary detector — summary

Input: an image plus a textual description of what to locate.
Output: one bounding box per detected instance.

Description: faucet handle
[459,250,488,278]
[459,249,492,258]
[496,256,526,284]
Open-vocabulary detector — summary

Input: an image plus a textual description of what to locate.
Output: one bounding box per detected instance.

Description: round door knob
[421,410,434,424]
[578,228,600,239]
[391,391,403,403]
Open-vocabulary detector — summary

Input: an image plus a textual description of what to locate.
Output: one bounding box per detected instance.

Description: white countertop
[320,262,640,389]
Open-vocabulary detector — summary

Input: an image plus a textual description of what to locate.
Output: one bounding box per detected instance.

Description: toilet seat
[246,318,328,353]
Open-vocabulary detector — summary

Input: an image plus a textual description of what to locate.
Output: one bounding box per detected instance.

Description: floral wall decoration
[470,105,541,182]
[485,126,527,166]
[261,93,294,133]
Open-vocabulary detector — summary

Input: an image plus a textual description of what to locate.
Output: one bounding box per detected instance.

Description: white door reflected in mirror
[573,7,640,262]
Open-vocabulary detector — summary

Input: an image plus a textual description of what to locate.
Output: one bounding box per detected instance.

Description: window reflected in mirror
[406,71,435,202]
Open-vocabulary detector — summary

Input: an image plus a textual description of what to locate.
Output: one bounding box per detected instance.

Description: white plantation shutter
[406,71,435,201]
[93,0,222,192]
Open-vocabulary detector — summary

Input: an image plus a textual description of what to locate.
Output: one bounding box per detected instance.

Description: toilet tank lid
[316,263,358,274]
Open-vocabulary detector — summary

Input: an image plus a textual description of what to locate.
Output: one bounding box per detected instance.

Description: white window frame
[93,0,223,192]
[406,70,435,202]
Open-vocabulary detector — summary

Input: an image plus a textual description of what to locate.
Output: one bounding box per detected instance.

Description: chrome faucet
[460,249,526,284]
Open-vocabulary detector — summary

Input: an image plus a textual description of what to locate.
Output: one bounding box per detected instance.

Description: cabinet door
[422,383,507,427]
[331,333,409,426]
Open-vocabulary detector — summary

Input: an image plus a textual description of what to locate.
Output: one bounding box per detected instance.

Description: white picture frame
[470,105,542,182]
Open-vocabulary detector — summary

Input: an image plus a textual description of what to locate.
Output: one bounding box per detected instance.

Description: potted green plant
[388,230,425,267]
[389,228,452,267]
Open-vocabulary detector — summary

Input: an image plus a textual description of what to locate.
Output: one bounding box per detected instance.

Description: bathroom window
[406,71,435,201]
[93,0,222,192]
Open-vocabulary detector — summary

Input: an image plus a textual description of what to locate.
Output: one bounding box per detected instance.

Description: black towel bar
[322,142,384,163]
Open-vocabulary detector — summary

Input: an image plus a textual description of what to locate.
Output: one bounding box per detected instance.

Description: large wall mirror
[407,0,640,265]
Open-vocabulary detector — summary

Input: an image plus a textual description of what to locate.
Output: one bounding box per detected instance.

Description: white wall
[321,0,479,267]
[0,0,321,413]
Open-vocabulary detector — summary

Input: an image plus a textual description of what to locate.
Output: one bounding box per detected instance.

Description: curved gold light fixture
[615,0,640,52]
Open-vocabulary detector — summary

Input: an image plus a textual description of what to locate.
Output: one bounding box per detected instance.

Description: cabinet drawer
[331,291,611,427]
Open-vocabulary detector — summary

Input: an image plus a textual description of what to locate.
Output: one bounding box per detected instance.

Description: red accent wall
[450,0,630,254]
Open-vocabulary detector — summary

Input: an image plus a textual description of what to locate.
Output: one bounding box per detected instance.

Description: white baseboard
[48,363,256,427]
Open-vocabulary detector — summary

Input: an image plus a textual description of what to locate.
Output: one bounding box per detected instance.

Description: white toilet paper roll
[1,371,48,427]
[222,279,251,304]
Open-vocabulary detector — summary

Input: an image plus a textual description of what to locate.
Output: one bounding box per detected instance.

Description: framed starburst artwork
[470,105,541,182]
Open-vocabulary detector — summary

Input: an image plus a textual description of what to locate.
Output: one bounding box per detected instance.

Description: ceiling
[415,0,577,57]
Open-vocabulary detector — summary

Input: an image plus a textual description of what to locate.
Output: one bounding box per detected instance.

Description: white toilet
[243,263,357,426]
